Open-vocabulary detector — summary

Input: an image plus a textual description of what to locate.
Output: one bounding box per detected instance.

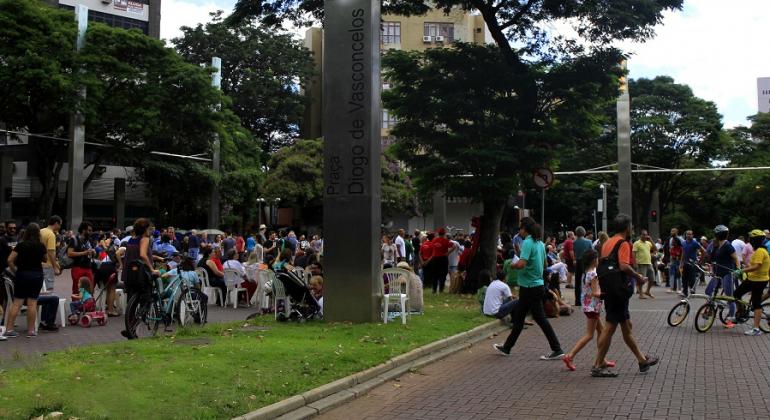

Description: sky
[160,0,770,128]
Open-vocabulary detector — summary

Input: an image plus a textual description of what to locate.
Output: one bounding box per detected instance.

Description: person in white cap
[258,224,267,243]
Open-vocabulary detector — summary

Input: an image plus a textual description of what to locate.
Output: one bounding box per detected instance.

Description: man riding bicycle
[704,225,740,328]
[733,230,769,336]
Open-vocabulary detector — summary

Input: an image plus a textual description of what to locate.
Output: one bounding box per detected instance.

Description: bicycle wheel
[125,294,160,339]
[759,302,770,333]
[176,292,195,327]
[667,301,690,327]
[694,303,717,333]
[190,289,207,324]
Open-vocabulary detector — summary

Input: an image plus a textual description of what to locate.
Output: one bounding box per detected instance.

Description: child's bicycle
[123,268,205,339]
[68,310,108,328]
[693,269,770,333]
[667,262,712,327]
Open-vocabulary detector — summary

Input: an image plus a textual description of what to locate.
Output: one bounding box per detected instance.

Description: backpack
[58,236,77,269]
[125,259,154,297]
[597,239,633,300]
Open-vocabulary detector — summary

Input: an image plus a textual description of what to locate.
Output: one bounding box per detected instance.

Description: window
[381,22,401,44]
[58,5,149,34]
[382,110,397,129]
[424,23,454,42]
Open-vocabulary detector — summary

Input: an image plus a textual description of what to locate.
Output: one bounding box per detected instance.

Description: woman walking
[4,223,47,338]
[493,217,564,360]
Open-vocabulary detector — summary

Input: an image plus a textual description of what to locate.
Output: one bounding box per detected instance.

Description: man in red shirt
[428,228,457,293]
[562,231,575,288]
[592,214,658,378]
[419,232,434,289]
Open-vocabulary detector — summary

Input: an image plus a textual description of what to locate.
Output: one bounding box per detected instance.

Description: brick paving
[320,287,770,420]
[0,270,256,360]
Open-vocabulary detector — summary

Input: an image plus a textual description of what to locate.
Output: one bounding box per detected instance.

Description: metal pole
[208,57,222,228]
[617,60,633,218]
[540,188,545,240]
[602,185,608,233]
[67,5,88,230]
[593,210,597,238]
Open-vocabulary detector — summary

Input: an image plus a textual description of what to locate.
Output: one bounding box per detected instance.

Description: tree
[173,12,314,157]
[263,138,416,226]
[229,0,683,290]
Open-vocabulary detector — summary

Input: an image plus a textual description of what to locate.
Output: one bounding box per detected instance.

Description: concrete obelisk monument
[323,0,382,322]
[617,60,633,219]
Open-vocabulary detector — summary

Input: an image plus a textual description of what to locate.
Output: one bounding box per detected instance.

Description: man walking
[573,227,593,305]
[394,229,406,263]
[679,230,703,297]
[633,230,656,298]
[592,214,658,377]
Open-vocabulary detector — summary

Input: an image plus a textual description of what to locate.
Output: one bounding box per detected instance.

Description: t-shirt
[246,237,256,252]
[188,235,200,248]
[581,270,602,313]
[732,239,746,263]
[573,238,592,261]
[601,236,632,265]
[747,247,770,281]
[562,239,574,262]
[503,256,519,288]
[711,241,736,277]
[743,243,754,266]
[236,237,245,253]
[79,288,93,302]
[632,239,652,265]
[518,236,545,288]
[431,236,452,257]
[0,235,17,271]
[448,240,462,267]
[382,244,397,264]
[420,240,433,261]
[68,236,92,268]
[14,241,47,271]
[394,235,406,259]
[483,279,512,316]
[40,227,57,268]
[222,237,236,254]
[682,239,700,263]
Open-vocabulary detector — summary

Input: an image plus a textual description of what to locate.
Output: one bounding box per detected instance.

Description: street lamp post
[256,198,265,227]
[272,198,281,226]
[599,183,608,233]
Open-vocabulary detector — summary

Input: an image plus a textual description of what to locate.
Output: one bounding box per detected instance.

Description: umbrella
[200,229,225,236]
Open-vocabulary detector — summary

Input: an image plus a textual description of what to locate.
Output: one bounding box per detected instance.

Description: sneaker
[492,343,510,356]
[26,331,37,338]
[639,354,659,373]
[744,328,762,336]
[0,335,6,341]
[3,330,19,338]
[590,367,618,377]
[38,323,59,332]
[540,351,565,361]
[562,354,576,371]
[724,320,735,329]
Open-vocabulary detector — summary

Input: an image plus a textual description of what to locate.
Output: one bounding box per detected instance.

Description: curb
[233,320,508,420]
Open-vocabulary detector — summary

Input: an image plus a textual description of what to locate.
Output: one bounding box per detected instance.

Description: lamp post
[256,198,265,227]
[272,198,281,226]
[599,183,608,233]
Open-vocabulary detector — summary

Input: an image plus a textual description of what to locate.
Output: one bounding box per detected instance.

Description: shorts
[13,270,44,300]
[584,311,600,320]
[43,266,55,291]
[566,260,575,273]
[734,280,768,310]
[604,297,630,324]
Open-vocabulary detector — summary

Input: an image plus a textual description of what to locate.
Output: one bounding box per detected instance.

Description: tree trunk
[462,198,505,293]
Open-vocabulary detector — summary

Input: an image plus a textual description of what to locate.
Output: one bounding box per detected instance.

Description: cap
[700,236,707,241]
[259,224,267,230]
[436,227,446,235]
[749,229,764,238]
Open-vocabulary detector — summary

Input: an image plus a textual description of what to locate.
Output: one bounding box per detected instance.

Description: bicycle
[124,268,204,339]
[693,269,770,333]
[667,263,712,327]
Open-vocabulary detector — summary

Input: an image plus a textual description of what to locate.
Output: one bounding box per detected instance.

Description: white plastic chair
[382,268,410,325]
[254,268,272,311]
[41,279,67,328]
[223,269,249,309]
[197,267,223,306]
[272,273,290,320]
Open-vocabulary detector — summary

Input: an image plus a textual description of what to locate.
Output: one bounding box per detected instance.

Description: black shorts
[13,270,44,300]
[734,280,768,310]
[604,297,630,324]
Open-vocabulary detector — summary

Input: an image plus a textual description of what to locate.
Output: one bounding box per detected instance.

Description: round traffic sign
[533,168,555,189]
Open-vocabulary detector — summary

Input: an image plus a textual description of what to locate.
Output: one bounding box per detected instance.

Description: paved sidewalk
[320,288,770,419]
[0,270,257,360]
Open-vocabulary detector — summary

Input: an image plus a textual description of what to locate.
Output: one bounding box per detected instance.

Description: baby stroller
[274,271,321,322]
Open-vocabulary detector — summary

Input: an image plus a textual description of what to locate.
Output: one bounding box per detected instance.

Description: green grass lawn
[0,293,487,419]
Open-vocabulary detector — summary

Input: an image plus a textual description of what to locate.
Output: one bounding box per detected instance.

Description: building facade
[759,77,770,114]
[51,0,161,38]
[301,9,489,233]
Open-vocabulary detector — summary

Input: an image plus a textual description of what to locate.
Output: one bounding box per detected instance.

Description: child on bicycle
[70,277,96,315]
[562,250,615,371]
[733,229,769,336]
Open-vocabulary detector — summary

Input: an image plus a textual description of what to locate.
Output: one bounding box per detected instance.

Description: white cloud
[160,0,232,43]
[621,0,770,128]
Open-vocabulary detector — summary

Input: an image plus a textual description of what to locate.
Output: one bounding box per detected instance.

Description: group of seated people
[480,267,572,322]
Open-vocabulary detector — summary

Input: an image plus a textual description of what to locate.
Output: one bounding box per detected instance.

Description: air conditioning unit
[434,36,445,42]
[422,36,432,43]
[101,0,110,4]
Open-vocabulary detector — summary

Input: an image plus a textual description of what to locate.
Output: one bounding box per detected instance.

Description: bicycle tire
[125,294,160,339]
[759,302,770,333]
[694,303,716,333]
[176,292,195,327]
[667,301,690,327]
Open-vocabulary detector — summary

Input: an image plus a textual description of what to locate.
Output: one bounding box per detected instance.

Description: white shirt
[394,235,406,259]
[223,259,246,277]
[483,280,512,316]
[732,239,745,262]
[448,240,462,267]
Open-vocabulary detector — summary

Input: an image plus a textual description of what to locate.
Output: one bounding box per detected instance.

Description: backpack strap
[607,238,625,261]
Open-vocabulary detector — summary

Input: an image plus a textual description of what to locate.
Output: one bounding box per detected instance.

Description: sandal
[107,312,120,317]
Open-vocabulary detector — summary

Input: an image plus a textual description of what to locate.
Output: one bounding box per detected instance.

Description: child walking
[562,250,615,371]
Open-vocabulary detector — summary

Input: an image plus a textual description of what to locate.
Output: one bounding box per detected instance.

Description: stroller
[274,271,321,322]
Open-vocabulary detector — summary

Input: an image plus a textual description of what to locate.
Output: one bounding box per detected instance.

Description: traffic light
[649,210,657,223]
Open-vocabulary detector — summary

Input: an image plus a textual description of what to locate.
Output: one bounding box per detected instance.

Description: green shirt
[518,236,545,288]
[503,258,518,287]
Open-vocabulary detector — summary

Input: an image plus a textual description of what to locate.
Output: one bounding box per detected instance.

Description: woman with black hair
[493,217,564,360]
[5,223,47,338]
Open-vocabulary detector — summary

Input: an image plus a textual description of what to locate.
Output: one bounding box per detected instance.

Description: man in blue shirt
[188,231,200,262]
[705,225,739,326]
[494,217,563,360]
[679,230,703,297]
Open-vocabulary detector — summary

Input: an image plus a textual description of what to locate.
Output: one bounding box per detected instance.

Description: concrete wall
[759,77,770,114]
